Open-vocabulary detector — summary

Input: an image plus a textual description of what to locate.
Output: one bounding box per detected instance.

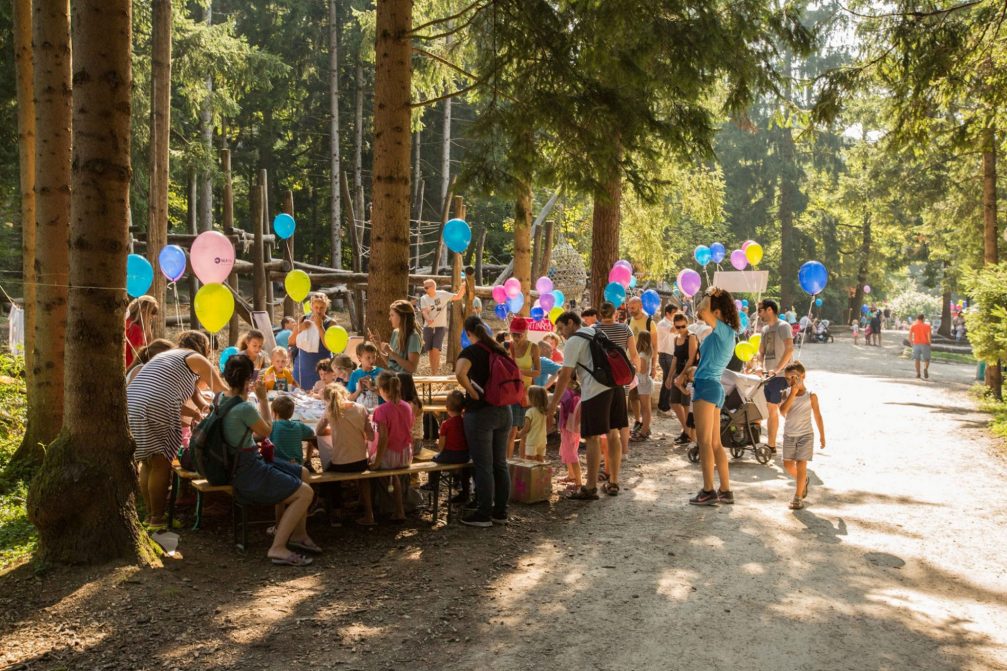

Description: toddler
[397,372,425,456]
[850,320,860,346]
[348,342,382,410]
[263,347,298,392]
[779,362,826,510]
[238,329,267,370]
[424,391,471,503]
[520,385,549,462]
[332,354,355,387]
[558,379,582,489]
[371,371,414,521]
[677,366,697,446]
[631,331,654,442]
[310,359,336,398]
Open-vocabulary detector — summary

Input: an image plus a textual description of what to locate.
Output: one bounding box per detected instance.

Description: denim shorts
[510,404,527,428]
[692,378,725,409]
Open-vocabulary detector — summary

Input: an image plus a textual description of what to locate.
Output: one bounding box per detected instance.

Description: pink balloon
[492,285,507,303]
[863,285,872,294]
[614,259,633,273]
[609,264,632,287]
[190,231,235,284]
[730,249,748,270]
[742,240,757,251]
[504,277,522,299]
[539,292,556,311]
[535,276,554,294]
[677,269,702,297]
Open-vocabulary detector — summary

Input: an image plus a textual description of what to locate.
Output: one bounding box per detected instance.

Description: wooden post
[538,219,555,278]
[446,196,466,364]
[187,170,199,327]
[432,176,457,275]
[251,184,266,312]
[474,227,487,285]
[282,190,297,319]
[259,169,275,315]
[341,171,364,333]
[221,149,240,344]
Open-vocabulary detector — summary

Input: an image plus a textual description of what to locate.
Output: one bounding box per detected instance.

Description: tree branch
[409,0,491,36]
[409,81,481,108]
[413,46,479,81]
[838,0,988,20]
[413,5,484,41]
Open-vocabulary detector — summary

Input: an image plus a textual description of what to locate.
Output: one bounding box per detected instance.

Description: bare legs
[268,478,315,561]
[139,454,172,525]
[783,459,808,500]
[695,399,730,493]
[429,347,442,376]
[766,403,781,450]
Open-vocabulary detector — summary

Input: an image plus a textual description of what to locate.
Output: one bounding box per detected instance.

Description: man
[656,304,677,415]
[594,302,639,458]
[581,307,599,327]
[419,279,464,375]
[756,299,794,454]
[785,306,798,324]
[871,310,883,347]
[909,313,932,379]
[626,296,659,433]
[549,311,628,498]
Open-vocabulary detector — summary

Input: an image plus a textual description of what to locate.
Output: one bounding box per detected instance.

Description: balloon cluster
[694,240,762,270]
[491,274,566,323]
[603,260,634,307]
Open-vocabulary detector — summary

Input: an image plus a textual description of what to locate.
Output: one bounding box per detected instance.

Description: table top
[412,375,458,384]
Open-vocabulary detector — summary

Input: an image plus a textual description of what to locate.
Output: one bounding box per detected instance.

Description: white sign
[712,270,769,294]
[251,311,278,352]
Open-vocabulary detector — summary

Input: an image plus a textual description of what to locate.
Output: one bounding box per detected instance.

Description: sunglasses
[674,324,687,329]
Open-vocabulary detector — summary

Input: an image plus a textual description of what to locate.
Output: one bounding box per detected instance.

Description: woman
[507,317,540,458]
[127,331,225,529]
[125,338,174,386]
[219,354,319,565]
[125,296,159,367]
[668,312,699,445]
[371,299,421,374]
[689,288,738,507]
[455,316,513,527]
[293,292,336,390]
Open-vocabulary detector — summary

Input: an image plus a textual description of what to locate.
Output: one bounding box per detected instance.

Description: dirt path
[2,333,1006,670]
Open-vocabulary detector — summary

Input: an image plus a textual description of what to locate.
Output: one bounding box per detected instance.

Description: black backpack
[187,395,250,486]
[572,330,636,388]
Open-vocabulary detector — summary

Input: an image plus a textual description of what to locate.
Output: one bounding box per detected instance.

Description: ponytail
[463,316,507,356]
[377,370,402,404]
[324,382,350,423]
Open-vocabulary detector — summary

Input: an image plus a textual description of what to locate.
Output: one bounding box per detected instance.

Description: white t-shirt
[420,290,455,329]
[656,318,676,355]
[562,327,609,402]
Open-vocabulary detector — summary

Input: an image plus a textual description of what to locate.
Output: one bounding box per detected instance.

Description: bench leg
[167,472,179,530]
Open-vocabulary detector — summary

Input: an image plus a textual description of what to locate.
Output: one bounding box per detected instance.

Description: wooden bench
[168,460,470,552]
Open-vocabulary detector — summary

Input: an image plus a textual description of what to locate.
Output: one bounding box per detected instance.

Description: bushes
[963,263,1007,366]
[887,288,941,322]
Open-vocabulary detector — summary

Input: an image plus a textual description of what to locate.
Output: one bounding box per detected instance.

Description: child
[310,358,336,398]
[535,341,564,391]
[332,354,355,387]
[347,342,382,410]
[238,329,267,370]
[850,320,860,346]
[559,378,582,489]
[631,331,654,442]
[316,382,376,525]
[371,371,414,521]
[275,316,297,350]
[397,372,425,456]
[424,390,471,503]
[779,362,826,510]
[677,366,697,446]
[269,396,315,465]
[263,347,298,392]
[519,385,549,462]
[543,333,564,363]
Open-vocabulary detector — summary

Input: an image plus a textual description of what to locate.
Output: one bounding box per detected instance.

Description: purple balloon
[539,292,556,311]
[535,276,554,294]
[730,249,748,270]
[677,269,702,297]
[614,259,633,272]
[492,285,507,303]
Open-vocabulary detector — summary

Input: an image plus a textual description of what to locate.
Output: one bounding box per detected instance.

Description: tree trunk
[412,129,422,268]
[852,212,871,317]
[538,219,555,279]
[147,0,172,339]
[198,1,213,232]
[28,0,156,565]
[329,0,343,268]
[446,196,466,363]
[939,281,952,339]
[981,126,1002,398]
[353,48,365,241]
[778,126,799,310]
[19,0,72,476]
[187,170,199,327]
[221,149,240,343]
[513,181,533,316]
[366,0,412,341]
[251,184,266,312]
[590,171,622,308]
[281,190,297,318]
[437,85,452,270]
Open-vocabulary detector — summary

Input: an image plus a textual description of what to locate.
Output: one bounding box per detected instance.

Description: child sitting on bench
[423,390,471,504]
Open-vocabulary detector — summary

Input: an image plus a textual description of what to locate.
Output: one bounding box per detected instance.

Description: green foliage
[0,353,35,570]
[964,262,1007,365]
[888,287,941,321]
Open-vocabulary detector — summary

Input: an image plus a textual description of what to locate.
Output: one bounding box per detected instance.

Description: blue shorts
[764,376,789,405]
[692,378,725,409]
[511,404,527,428]
[912,344,931,362]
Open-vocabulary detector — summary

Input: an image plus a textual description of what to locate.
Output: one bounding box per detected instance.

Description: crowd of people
[123,283,831,564]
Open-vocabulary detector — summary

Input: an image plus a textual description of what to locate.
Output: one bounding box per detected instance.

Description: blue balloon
[694,245,712,266]
[530,306,545,321]
[604,281,627,307]
[741,299,749,309]
[552,290,566,307]
[798,260,828,296]
[494,304,509,319]
[629,276,637,289]
[815,298,823,307]
[219,346,239,372]
[461,330,471,348]
[641,289,661,316]
[710,242,726,264]
[738,311,750,333]
[273,213,296,240]
[443,218,472,254]
[126,253,154,298]
[158,245,187,282]
[506,293,525,313]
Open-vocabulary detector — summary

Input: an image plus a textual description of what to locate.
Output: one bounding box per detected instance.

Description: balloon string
[793,295,816,362]
[170,282,183,333]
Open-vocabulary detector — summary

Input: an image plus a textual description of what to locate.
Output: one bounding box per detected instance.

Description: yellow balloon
[284,269,311,302]
[735,341,756,363]
[323,325,349,354]
[749,334,762,351]
[548,307,564,324]
[745,242,764,266]
[193,283,234,333]
[303,300,311,315]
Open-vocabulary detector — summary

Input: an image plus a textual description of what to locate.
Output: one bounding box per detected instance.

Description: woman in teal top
[219,354,320,566]
[371,299,421,374]
[689,288,740,507]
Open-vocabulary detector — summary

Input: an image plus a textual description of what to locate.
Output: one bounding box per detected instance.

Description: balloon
[218,346,239,372]
[539,292,556,311]
[798,260,829,295]
[443,218,472,253]
[323,325,349,354]
[749,334,762,350]
[530,306,545,321]
[506,293,525,313]
[710,242,726,264]
[614,259,633,273]
[492,285,507,303]
[126,254,154,298]
[745,242,763,266]
[730,249,748,270]
[815,297,823,307]
[461,330,471,349]
[552,290,565,307]
[157,245,187,282]
[548,307,563,324]
[641,289,661,316]
[863,284,871,294]
[742,240,757,251]
[191,231,235,284]
[608,264,632,287]
[735,341,757,362]
[735,299,743,310]
[677,269,702,297]
[741,299,749,309]
[504,278,522,299]
[273,213,296,240]
[494,304,509,319]
[629,276,637,289]
[303,300,312,314]
[604,281,627,307]
[193,283,234,332]
[738,311,750,332]
[284,270,311,302]
[694,245,712,266]
[535,276,554,294]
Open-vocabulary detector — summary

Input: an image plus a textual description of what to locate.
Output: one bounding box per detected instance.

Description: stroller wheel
[730,445,745,459]
[687,445,700,463]
[754,445,772,465]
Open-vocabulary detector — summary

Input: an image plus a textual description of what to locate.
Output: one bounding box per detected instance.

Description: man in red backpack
[548,311,629,499]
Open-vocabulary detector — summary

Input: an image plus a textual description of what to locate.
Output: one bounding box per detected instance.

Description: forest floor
[2,332,1006,671]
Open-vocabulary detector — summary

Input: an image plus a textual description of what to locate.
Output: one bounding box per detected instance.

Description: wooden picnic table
[412,375,460,405]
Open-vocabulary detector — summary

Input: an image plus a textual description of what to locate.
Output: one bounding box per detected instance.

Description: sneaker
[464,499,479,511]
[461,512,493,528]
[689,489,720,506]
[674,433,690,445]
[491,513,509,525]
[717,489,735,505]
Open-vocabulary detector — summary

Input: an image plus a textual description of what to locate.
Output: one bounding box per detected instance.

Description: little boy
[424,391,471,504]
[534,341,563,391]
[779,362,826,510]
[263,347,298,392]
[310,359,336,398]
[269,396,316,465]
[275,316,297,350]
[347,342,382,409]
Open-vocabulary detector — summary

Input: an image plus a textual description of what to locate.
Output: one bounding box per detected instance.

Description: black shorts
[580,388,629,438]
[422,326,447,352]
[326,459,369,473]
[764,376,789,405]
[669,383,689,405]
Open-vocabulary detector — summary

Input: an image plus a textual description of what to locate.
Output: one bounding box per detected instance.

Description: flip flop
[270,552,313,567]
[287,540,323,555]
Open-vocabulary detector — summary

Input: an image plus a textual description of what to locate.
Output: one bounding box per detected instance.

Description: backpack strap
[570,331,599,381]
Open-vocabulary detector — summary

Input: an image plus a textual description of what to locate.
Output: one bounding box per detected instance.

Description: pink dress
[371,400,414,470]
[559,390,581,465]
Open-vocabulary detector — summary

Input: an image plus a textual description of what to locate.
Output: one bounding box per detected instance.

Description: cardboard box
[508,459,553,504]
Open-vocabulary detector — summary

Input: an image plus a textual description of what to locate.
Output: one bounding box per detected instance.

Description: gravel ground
[2,331,1005,671]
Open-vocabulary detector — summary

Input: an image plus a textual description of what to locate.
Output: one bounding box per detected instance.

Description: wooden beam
[251,184,266,312]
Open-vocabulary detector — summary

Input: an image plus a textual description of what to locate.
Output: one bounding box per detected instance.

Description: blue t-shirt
[347,366,382,393]
[269,419,315,464]
[534,357,562,387]
[695,320,735,382]
[275,328,292,349]
[218,396,261,449]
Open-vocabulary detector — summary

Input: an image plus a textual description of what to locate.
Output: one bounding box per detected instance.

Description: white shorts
[524,442,547,458]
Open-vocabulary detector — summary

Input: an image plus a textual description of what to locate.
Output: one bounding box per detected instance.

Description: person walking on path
[870,310,883,347]
[419,279,464,375]
[656,305,677,416]
[756,299,794,454]
[779,362,826,510]
[909,314,932,379]
[595,303,639,457]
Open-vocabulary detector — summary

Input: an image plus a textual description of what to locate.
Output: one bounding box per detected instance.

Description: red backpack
[573,329,635,388]
[477,342,526,406]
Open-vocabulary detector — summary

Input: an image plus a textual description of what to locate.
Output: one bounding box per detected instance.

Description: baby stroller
[813,319,834,343]
[688,371,773,465]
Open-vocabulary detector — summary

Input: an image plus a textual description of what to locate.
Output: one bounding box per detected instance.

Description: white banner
[712,270,769,294]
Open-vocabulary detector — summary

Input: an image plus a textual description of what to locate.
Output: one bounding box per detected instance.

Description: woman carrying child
[316,383,376,525]
[370,371,414,521]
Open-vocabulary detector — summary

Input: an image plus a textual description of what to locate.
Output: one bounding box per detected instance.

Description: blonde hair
[377,370,402,404]
[126,296,158,323]
[308,292,331,309]
[324,382,351,423]
[527,385,549,414]
[238,329,265,350]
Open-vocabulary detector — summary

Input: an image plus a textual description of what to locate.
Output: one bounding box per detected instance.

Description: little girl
[263,347,298,392]
[520,385,549,462]
[397,373,425,456]
[371,371,414,521]
[238,329,267,370]
[850,320,860,346]
[316,383,376,525]
[559,378,582,489]
[631,331,654,442]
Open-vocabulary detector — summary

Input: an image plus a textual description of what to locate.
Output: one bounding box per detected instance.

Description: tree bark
[198,1,213,232]
[981,126,1001,398]
[852,212,871,318]
[446,196,466,363]
[147,0,172,339]
[590,171,622,308]
[939,280,952,339]
[778,126,799,310]
[221,149,239,343]
[353,48,365,242]
[366,0,412,341]
[252,184,266,313]
[513,181,533,316]
[438,94,452,270]
[28,0,156,565]
[329,0,343,268]
[187,169,199,327]
[281,190,297,318]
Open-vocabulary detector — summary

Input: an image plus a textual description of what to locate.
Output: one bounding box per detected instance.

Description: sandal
[270,552,313,567]
[567,486,600,500]
[598,471,610,482]
[287,540,323,555]
[629,432,650,443]
[789,497,805,510]
[602,482,620,496]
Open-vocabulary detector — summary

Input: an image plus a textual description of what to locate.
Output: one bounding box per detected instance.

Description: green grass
[900,347,976,365]
[0,352,36,570]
